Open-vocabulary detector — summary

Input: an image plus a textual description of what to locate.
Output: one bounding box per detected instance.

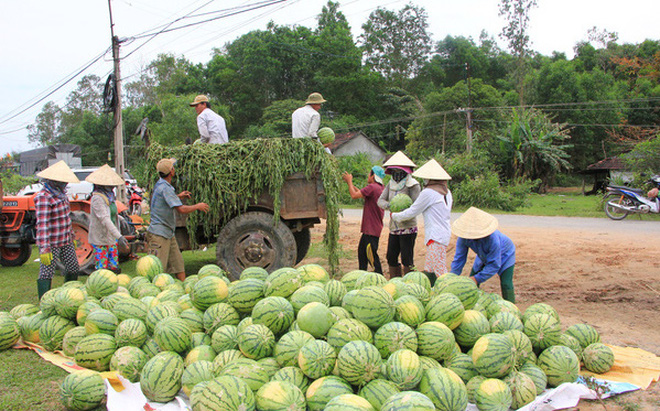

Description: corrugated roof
[585,157,626,171]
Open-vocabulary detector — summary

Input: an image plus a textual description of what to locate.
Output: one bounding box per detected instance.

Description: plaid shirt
[35,187,73,253]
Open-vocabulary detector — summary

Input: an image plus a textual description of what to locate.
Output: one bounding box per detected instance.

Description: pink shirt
[360,183,384,237]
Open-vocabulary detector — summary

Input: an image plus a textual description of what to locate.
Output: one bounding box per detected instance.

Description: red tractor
[0,193,141,273]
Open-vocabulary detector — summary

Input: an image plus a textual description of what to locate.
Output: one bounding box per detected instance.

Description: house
[19,144,82,176]
[328,131,387,163]
[579,156,632,195]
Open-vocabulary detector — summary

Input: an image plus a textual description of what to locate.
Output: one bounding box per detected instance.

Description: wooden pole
[108,0,127,203]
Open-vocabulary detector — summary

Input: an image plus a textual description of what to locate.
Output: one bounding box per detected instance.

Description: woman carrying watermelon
[449,207,517,302]
[85,165,129,273]
[377,151,421,278]
[391,159,453,285]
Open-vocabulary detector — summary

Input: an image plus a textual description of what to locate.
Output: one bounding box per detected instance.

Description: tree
[360,3,432,87]
[27,101,61,146]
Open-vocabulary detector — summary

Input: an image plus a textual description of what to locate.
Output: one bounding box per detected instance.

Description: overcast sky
[1,0,658,157]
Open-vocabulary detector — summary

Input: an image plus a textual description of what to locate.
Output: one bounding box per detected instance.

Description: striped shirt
[35,187,73,253]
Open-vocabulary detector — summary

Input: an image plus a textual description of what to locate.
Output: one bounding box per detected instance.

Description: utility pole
[108,0,127,203]
[465,62,473,154]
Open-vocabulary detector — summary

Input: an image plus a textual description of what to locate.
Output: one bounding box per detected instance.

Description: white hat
[383,151,416,168]
[412,159,451,181]
[36,161,79,184]
[452,207,499,239]
[85,164,124,186]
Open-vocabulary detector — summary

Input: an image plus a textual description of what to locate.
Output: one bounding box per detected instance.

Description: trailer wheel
[216,211,297,281]
[293,228,311,265]
[0,242,32,267]
[63,211,96,275]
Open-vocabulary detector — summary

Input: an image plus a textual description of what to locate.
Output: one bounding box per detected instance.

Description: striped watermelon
[76,301,102,326]
[145,302,179,333]
[325,393,375,410]
[220,357,270,391]
[256,380,306,411]
[386,349,423,390]
[486,299,521,320]
[418,367,468,411]
[352,286,395,328]
[425,293,465,330]
[114,318,148,347]
[522,302,560,323]
[59,370,106,411]
[329,306,352,322]
[403,283,430,305]
[237,323,275,360]
[565,323,601,349]
[141,337,162,360]
[153,316,192,353]
[340,270,369,291]
[0,316,20,351]
[85,269,118,298]
[39,289,59,317]
[475,378,512,411]
[74,333,117,371]
[212,349,244,375]
[128,276,150,297]
[538,345,580,387]
[355,272,387,289]
[560,333,584,359]
[154,289,184,305]
[433,276,479,310]
[140,351,184,402]
[503,329,535,367]
[100,292,131,311]
[240,266,269,281]
[198,263,225,278]
[227,278,265,314]
[297,302,335,338]
[181,360,214,396]
[419,355,443,371]
[39,315,75,351]
[381,391,435,411]
[274,330,315,367]
[109,346,149,382]
[298,339,337,379]
[180,308,205,333]
[191,375,255,410]
[203,302,240,335]
[305,375,353,411]
[211,324,238,353]
[111,298,148,322]
[264,267,303,298]
[415,321,456,362]
[116,273,131,288]
[523,313,562,352]
[10,303,39,320]
[341,289,360,314]
[53,287,86,320]
[176,294,193,311]
[237,316,254,334]
[336,340,383,386]
[297,263,330,283]
[503,370,537,409]
[359,378,400,409]
[272,366,311,393]
[135,255,163,281]
[191,332,212,348]
[403,271,432,292]
[518,362,548,395]
[136,284,161,299]
[18,312,45,343]
[185,345,216,366]
[373,321,418,358]
[444,353,478,383]
[84,309,118,335]
[252,296,295,335]
[394,295,426,328]
[290,286,330,313]
[152,273,176,290]
[61,325,85,355]
[190,276,229,311]
[324,279,347,306]
[327,318,373,353]
[182,275,199,294]
[453,309,490,348]
[489,311,523,333]
[472,333,515,378]
[257,357,280,378]
[582,342,615,374]
[466,375,487,404]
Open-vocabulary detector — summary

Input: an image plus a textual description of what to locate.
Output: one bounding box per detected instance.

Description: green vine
[139,139,342,273]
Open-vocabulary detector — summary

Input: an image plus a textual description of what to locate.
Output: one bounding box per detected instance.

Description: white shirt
[392,187,453,246]
[197,108,229,144]
[292,105,321,139]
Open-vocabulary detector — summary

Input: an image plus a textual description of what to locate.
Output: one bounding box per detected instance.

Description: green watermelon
[141,337,162,360]
[503,370,537,409]
[518,362,548,395]
[62,326,87,356]
[297,302,335,338]
[85,269,119,298]
[184,345,216,366]
[39,315,75,351]
[324,279,347,306]
[54,287,86,320]
[240,266,269,281]
[140,351,184,402]
[0,315,20,351]
[220,357,270,391]
[355,272,388,289]
[271,366,310,393]
[39,289,59,317]
[327,318,373,353]
[358,379,400,409]
[74,333,117,371]
[274,330,315,367]
[263,267,303,298]
[523,313,562,352]
[76,301,102,327]
[373,321,418,358]
[145,302,179,333]
[237,323,275,360]
[109,346,149,382]
[10,303,39,320]
[381,391,435,411]
[135,255,163,281]
[419,355,443,371]
[290,286,330,313]
[386,349,423,390]
[489,311,523,333]
[191,331,212,348]
[255,380,306,410]
[402,271,432,292]
[352,286,395,328]
[114,318,148,348]
[537,345,580,387]
[197,263,225,278]
[325,393,374,410]
[84,309,118,335]
[298,340,337,379]
[317,127,336,145]
[453,309,490,348]
[297,263,330,283]
[340,270,369,291]
[190,276,229,311]
[425,293,465,330]
[560,333,584,359]
[212,349,244,375]
[180,360,214,396]
[433,276,479,309]
[336,340,383,386]
[394,295,426,328]
[466,375,487,404]
[18,312,45,344]
[471,333,515,378]
[203,302,240,335]
[227,278,265,314]
[60,370,106,411]
[565,323,601,349]
[522,302,560,323]
[111,298,148,322]
[252,296,295,335]
[444,353,478,384]
[390,193,413,212]
[503,329,535,367]
[305,375,353,411]
[153,316,192,353]
[190,375,255,411]
[582,342,615,374]
[475,378,513,411]
[415,321,456,361]
[418,367,468,411]
[211,324,238,353]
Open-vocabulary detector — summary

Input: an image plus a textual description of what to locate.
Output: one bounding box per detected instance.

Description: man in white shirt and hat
[292,92,326,140]
[190,94,229,144]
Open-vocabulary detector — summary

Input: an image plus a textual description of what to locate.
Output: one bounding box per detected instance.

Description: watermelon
[76,301,102,326]
[325,393,374,410]
[180,360,214,396]
[252,296,295,335]
[255,380,306,411]
[297,263,330,283]
[190,276,229,311]
[53,287,86,320]
[390,193,413,212]
[257,357,280,378]
[324,279,347,306]
[475,378,513,411]
[74,333,117,371]
[136,284,161,299]
[503,329,535,367]
[220,358,270,391]
[180,308,205,333]
[341,270,369,291]
[537,345,580,387]
[297,302,335,338]
[18,312,45,343]
[135,255,163,281]
[522,302,560,323]
[489,311,523,333]
[185,345,216,366]
[486,299,521,320]
[433,276,479,310]
[145,302,179,333]
[523,313,562,352]
[0,316,20,351]
[329,306,352,322]
[453,309,490,348]
[263,267,303,298]
[39,315,75,351]
[114,318,148,347]
[140,351,184,402]
[211,324,238,353]
[109,346,149,382]
[518,362,548,395]
[305,375,353,411]
[565,323,601,349]
[152,273,176,290]
[240,266,269,281]
[471,333,515,378]
[386,349,423,390]
[352,286,395,328]
[373,321,417,358]
[582,342,615,374]
[127,276,150,297]
[203,302,240,335]
[444,353,478,384]
[84,309,118,335]
[466,375,487,404]
[341,289,360,314]
[40,289,59,317]
[274,330,315,367]
[212,349,244,375]
[237,323,275,360]
[99,292,131,311]
[336,340,383,386]
[418,367,468,411]
[402,271,432,292]
[10,303,39,320]
[60,370,106,411]
[381,391,435,411]
[190,375,255,411]
[271,366,311,393]
[355,272,387,289]
[86,269,119,298]
[153,316,192,354]
[419,355,443,371]
[402,283,430,305]
[182,275,199,294]
[503,370,537,409]
[317,127,335,145]
[237,316,254,334]
[197,263,225,278]
[227,278,264,314]
[191,331,212,348]
[327,318,373,353]
[394,295,426,328]
[176,294,193,311]
[358,379,400,409]
[415,321,456,362]
[425,293,465,330]
[111,298,148,322]
[290,286,330,313]
[61,326,87,356]
[560,333,584,359]
[141,337,162,360]
[298,339,337,379]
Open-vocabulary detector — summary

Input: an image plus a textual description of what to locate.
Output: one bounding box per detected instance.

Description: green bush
[1,172,37,195]
[336,153,384,205]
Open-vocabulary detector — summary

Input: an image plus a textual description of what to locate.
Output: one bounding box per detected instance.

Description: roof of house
[328,131,384,153]
[585,157,626,171]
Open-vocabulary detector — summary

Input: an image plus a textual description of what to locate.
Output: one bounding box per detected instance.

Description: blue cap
[371,166,385,184]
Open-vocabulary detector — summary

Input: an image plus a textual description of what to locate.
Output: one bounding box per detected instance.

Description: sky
[1,0,658,157]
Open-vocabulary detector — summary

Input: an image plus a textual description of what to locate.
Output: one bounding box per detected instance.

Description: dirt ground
[302,213,660,410]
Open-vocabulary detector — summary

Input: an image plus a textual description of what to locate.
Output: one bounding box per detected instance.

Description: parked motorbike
[603,175,660,220]
[127,183,144,216]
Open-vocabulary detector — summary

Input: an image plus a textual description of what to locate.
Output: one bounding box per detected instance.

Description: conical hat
[452,207,498,239]
[383,151,416,168]
[36,160,79,183]
[413,159,451,180]
[85,164,124,186]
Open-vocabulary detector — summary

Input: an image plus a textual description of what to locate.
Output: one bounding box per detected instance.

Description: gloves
[40,252,53,266]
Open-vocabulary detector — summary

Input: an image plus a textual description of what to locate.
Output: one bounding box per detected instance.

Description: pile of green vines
[141,139,342,272]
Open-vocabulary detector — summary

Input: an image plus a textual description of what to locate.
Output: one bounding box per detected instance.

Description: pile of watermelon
[0,257,616,411]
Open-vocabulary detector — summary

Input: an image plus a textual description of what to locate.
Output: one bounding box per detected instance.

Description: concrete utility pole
[464,62,473,154]
[108,0,127,203]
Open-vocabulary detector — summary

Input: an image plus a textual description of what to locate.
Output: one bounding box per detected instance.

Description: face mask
[391,169,407,183]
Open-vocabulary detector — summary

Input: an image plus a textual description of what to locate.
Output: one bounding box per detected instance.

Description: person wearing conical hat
[86,165,128,274]
[449,207,517,302]
[377,151,421,278]
[34,161,81,299]
[391,159,452,285]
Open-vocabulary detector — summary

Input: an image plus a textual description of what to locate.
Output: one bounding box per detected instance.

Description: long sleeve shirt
[450,230,516,284]
[291,105,321,139]
[35,188,73,253]
[377,179,421,232]
[88,193,122,246]
[392,188,453,246]
[197,108,229,144]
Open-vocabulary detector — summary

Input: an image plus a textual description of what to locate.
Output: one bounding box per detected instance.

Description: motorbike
[603,175,660,220]
[126,183,144,216]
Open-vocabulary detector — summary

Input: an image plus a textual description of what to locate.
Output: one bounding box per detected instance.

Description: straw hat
[305,92,326,105]
[189,95,209,106]
[452,207,499,239]
[157,158,177,175]
[413,159,451,181]
[36,161,79,184]
[383,151,416,168]
[85,164,124,186]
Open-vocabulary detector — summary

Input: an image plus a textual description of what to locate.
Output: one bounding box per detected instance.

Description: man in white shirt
[190,95,229,144]
[292,92,326,139]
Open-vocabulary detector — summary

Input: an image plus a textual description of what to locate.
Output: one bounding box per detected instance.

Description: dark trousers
[357,234,382,274]
[386,232,417,269]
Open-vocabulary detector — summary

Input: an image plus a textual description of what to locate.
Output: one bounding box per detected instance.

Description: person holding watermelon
[449,207,517,302]
[342,166,386,274]
[377,151,421,278]
[391,159,453,285]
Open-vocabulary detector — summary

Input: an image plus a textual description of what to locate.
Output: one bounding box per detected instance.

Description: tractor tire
[293,228,311,265]
[63,211,96,275]
[216,211,297,281]
[0,242,32,267]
